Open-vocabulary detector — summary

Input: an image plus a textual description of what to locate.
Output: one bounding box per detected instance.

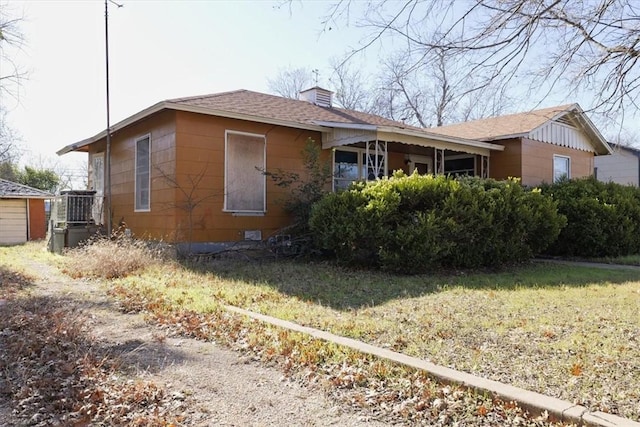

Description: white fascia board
[379,126,505,152]
[56,101,167,155]
[57,101,330,156]
[313,121,378,131]
[570,109,613,155]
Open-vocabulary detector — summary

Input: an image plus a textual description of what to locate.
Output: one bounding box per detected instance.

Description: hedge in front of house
[309,173,565,273]
[540,177,640,257]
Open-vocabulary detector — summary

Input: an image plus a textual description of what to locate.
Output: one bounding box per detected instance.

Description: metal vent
[299,87,333,107]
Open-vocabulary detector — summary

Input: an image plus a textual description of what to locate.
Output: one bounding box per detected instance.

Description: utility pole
[104,0,122,236]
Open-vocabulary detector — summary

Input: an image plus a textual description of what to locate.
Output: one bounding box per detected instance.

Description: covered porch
[318,123,504,191]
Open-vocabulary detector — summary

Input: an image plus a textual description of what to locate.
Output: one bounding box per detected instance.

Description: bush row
[540,176,640,257]
[309,173,565,273]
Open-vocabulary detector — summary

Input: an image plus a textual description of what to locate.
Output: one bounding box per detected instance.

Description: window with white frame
[225,131,266,213]
[333,148,385,191]
[553,155,570,182]
[135,135,151,211]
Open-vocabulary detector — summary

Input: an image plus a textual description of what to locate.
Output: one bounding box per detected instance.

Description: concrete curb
[534,258,640,272]
[225,305,640,427]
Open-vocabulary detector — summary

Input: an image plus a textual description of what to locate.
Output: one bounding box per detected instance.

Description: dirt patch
[2,260,386,426]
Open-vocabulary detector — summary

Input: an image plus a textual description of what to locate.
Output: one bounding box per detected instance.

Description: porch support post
[481,155,489,178]
[366,140,388,181]
[435,148,445,175]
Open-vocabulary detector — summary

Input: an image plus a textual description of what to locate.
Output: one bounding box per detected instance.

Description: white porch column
[481,155,489,178]
[435,148,445,175]
[365,140,388,180]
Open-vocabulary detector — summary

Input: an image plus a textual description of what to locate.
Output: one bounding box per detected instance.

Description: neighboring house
[428,104,612,186]
[56,88,611,248]
[0,179,52,245]
[595,143,640,186]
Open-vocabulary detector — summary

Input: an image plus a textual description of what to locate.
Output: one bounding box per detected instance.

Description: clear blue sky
[3,0,637,185]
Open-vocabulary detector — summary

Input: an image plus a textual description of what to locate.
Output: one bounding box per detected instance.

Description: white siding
[530,122,595,152]
[595,150,639,186]
[0,199,27,245]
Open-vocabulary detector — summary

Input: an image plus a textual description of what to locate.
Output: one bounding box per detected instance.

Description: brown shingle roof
[169,90,421,131]
[0,179,53,198]
[427,104,576,141]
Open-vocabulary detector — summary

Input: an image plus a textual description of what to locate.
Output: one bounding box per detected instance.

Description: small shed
[0,178,53,245]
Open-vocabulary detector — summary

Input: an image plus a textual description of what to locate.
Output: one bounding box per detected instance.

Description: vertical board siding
[530,122,594,152]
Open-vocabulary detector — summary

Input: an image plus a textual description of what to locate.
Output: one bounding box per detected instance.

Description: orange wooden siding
[488,139,523,181]
[520,138,594,186]
[87,110,178,240]
[87,109,328,243]
[490,138,594,186]
[174,111,324,242]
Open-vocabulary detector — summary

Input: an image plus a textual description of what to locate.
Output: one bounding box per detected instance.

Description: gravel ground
[1,261,389,426]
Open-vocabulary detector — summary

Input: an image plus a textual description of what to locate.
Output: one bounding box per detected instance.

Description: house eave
[380,126,505,152]
[57,101,330,155]
[313,121,378,131]
[0,194,52,199]
[318,121,505,153]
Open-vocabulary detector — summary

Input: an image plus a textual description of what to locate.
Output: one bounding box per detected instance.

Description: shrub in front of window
[309,173,565,273]
[540,176,640,257]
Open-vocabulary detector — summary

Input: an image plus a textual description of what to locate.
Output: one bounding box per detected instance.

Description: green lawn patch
[108,258,640,422]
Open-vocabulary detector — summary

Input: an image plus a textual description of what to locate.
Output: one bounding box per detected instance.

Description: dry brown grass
[62,237,166,279]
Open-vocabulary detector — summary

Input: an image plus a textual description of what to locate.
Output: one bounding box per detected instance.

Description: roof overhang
[0,194,52,199]
[57,101,330,156]
[318,121,504,156]
[529,104,613,155]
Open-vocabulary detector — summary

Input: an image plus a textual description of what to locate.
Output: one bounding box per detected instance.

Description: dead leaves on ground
[0,296,187,426]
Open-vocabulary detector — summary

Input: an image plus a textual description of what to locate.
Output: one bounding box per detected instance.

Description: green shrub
[540,177,640,257]
[309,173,564,273]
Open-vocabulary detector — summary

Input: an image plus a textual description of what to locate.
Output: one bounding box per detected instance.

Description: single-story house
[0,179,52,245]
[427,104,612,186]
[595,142,640,186]
[56,88,611,248]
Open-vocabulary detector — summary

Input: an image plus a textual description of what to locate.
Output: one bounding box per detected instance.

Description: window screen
[135,135,151,211]
[225,132,266,212]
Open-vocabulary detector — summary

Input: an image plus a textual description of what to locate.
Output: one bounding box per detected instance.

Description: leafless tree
[267,66,315,99]
[328,57,372,111]
[0,3,26,169]
[0,2,27,102]
[0,107,20,166]
[364,45,513,127]
[323,0,640,117]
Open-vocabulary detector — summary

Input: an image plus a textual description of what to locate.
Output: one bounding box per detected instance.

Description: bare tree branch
[322,0,640,117]
[266,66,314,99]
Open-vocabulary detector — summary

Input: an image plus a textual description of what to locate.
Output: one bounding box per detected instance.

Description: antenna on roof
[312,69,319,85]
